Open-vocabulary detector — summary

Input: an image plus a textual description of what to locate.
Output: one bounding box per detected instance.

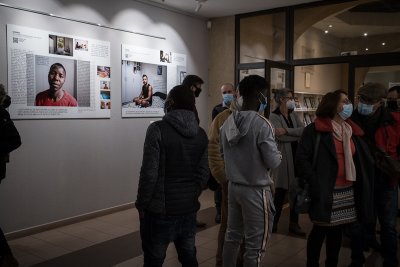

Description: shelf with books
[293,91,323,125]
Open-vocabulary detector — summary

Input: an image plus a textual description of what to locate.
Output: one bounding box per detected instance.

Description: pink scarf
[332,120,356,181]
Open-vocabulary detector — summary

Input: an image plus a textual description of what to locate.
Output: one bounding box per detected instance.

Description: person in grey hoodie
[135,85,209,267]
[220,75,282,267]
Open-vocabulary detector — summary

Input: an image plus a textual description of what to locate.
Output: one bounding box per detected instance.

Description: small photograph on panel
[49,35,74,57]
[100,100,111,109]
[100,81,110,90]
[100,90,111,109]
[75,39,88,51]
[31,56,92,107]
[97,66,111,78]
[159,50,172,63]
[121,60,167,109]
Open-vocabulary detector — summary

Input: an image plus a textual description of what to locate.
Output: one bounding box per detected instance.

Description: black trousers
[307,224,343,267]
[273,188,298,227]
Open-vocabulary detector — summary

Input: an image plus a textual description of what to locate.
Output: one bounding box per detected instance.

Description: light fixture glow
[382,42,386,46]
[329,24,333,28]
[365,48,369,51]
[97,23,101,26]
[324,30,329,34]
[363,33,368,36]
[49,13,54,16]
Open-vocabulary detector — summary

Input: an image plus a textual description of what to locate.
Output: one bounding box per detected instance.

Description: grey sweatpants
[222,182,275,267]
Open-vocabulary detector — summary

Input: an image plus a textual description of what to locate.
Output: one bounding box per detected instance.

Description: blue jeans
[350,180,398,267]
[140,212,198,267]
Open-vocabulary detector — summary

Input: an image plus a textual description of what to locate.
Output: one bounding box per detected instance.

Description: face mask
[387,100,398,111]
[257,92,268,113]
[222,94,234,106]
[286,99,296,110]
[339,103,353,120]
[194,87,202,97]
[357,102,374,115]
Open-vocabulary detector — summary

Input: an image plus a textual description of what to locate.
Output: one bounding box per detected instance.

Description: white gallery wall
[0,0,209,233]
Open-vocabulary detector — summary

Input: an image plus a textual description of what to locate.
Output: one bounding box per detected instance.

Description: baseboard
[5,202,135,240]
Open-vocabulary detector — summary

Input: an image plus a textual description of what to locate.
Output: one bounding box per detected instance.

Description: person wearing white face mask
[349,83,400,267]
[296,90,374,267]
[269,88,306,236]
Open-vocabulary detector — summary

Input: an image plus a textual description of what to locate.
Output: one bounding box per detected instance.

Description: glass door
[265,60,293,117]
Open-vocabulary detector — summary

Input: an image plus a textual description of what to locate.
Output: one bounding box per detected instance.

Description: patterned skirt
[315,185,357,226]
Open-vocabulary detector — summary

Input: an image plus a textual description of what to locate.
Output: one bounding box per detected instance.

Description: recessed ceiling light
[328,25,333,28]
[363,33,368,37]
[365,48,369,51]
[324,30,329,34]
[382,42,386,46]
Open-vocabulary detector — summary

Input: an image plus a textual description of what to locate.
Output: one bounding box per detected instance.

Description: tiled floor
[5,190,400,267]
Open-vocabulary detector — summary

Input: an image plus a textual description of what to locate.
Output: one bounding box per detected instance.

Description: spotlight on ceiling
[324,30,329,34]
[363,33,368,37]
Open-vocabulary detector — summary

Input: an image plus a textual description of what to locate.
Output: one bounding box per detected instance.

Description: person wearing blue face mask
[296,90,374,267]
[209,83,236,225]
[220,75,282,266]
[349,83,400,267]
[269,88,305,236]
[212,83,236,121]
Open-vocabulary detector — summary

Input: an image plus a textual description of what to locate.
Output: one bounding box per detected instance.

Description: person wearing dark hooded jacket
[0,84,21,267]
[220,75,281,267]
[135,85,209,267]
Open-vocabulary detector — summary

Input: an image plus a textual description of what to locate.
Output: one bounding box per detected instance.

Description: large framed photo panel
[7,24,111,119]
[121,44,187,118]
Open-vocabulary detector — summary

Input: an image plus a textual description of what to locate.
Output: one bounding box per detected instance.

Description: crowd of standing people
[135,74,399,267]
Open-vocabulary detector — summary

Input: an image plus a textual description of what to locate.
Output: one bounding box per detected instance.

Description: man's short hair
[182,75,204,88]
[142,74,147,78]
[166,85,195,111]
[50,63,66,74]
[238,75,268,98]
[358,82,387,102]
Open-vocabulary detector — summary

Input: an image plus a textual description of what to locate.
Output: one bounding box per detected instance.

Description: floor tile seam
[11,246,49,261]
[93,219,137,230]
[78,226,134,237]
[29,235,78,254]
[35,229,103,247]
[30,232,100,254]
[59,223,123,240]
[11,239,67,261]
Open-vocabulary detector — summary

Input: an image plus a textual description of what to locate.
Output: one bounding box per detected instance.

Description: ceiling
[134,0,320,19]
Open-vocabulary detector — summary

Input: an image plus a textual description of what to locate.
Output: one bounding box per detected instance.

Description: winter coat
[351,108,400,186]
[208,101,239,184]
[295,117,375,224]
[0,108,21,181]
[270,111,304,189]
[135,109,209,215]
